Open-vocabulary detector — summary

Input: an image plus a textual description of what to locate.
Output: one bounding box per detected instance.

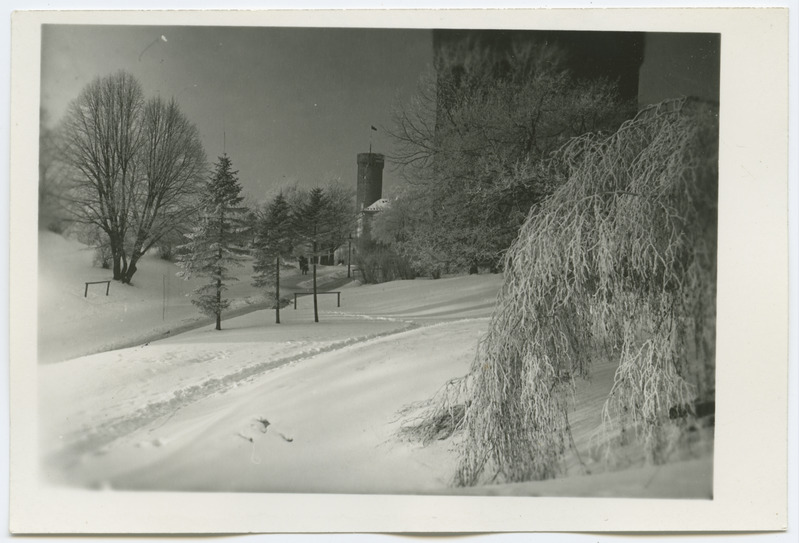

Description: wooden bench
[84,280,111,297]
[293,291,341,309]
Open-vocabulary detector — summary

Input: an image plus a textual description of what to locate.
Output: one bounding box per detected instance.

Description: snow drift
[38,231,712,497]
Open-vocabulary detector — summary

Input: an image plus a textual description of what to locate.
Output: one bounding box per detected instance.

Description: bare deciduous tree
[384,39,632,275]
[124,96,207,283]
[59,71,145,281]
[57,71,206,284]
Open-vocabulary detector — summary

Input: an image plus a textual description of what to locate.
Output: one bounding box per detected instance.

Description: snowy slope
[37,231,712,497]
[37,231,343,363]
[39,264,502,486]
[43,319,487,493]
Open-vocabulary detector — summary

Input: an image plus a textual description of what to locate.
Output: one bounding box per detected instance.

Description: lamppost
[347,234,352,278]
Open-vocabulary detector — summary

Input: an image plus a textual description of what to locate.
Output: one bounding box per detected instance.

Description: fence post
[294,293,298,310]
[106,281,111,296]
[337,292,340,307]
[84,283,89,297]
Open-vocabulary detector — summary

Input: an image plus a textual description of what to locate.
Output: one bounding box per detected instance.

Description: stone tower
[356,152,384,213]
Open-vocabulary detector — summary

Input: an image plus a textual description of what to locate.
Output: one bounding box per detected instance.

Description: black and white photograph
[6,7,792,535]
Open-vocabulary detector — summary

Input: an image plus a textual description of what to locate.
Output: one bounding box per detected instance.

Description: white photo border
[7,7,793,535]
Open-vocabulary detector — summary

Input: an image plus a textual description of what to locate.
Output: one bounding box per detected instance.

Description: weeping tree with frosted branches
[404,97,718,486]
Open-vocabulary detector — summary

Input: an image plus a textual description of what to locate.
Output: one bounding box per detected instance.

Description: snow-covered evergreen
[293,187,331,323]
[177,154,251,330]
[252,191,294,324]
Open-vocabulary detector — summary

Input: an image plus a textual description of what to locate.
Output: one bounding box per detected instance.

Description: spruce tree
[177,154,250,330]
[293,187,330,323]
[252,192,294,324]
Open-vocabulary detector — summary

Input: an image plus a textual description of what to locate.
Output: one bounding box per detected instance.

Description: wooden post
[85,280,111,297]
[337,292,340,307]
[294,293,298,310]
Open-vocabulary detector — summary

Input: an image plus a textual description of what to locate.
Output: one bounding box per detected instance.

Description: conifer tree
[252,192,294,324]
[293,187,329,323]
[177,154,250,330]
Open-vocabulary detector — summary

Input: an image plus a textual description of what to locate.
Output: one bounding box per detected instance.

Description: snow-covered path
[40,313,416,469]
[39,264,505,492]
[37,232,711,497]
[44,318,487,493]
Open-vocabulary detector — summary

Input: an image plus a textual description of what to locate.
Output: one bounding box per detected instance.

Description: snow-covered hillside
[37,231,346,364]
[37,231,712,497]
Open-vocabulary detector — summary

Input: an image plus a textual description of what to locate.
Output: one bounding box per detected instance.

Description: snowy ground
[37,231,713,497]
[38,231,271,364]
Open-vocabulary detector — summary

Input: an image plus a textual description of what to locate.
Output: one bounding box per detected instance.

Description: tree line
[166,153,352,330]
[46,70,354,330]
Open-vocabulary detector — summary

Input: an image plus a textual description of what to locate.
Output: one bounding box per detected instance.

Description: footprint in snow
[244,417,294,443]
[256,417,271,432]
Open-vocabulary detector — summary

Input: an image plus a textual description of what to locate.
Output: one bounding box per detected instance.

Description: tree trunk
[122,241,147,284]
[122,247,143,284]
[216,249,222,330]
[109,234,124,281]
[215,236,223,330]
[275,255,281,324]
[120,252,129,281]
[112,252,122,280]
[216,276,222,330]
[122,261,138,284]
[312,240,319,323]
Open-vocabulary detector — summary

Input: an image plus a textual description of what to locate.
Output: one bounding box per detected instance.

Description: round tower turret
[356,153,385,212]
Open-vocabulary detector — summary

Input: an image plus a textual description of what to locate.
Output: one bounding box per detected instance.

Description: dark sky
[638,33,720,106]
[40,26,720,204]
[41,25,433,202]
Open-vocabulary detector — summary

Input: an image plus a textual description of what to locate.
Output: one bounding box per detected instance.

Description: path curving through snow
[39,255,506,492]
[38,231,712,497]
